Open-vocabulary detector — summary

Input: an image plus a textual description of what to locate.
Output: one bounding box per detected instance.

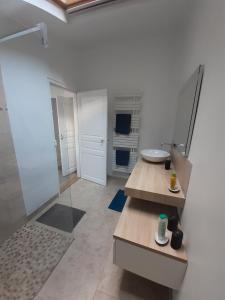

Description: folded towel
[115,114,131,135]
[116,149,130,166]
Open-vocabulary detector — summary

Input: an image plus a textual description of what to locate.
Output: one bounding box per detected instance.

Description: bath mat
[108,189,127,212]
[37,203,85,233]
[0,222,73,300]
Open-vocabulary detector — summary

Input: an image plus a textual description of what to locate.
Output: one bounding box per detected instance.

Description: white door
[57,96,76,176]
[77,89,107,186]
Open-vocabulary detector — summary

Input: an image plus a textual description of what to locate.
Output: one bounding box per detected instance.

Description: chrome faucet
[174,143,185,148]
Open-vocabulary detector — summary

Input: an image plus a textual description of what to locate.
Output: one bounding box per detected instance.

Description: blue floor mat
[108,189,127,212]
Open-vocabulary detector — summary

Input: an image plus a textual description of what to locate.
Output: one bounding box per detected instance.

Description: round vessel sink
[141,149,170,163]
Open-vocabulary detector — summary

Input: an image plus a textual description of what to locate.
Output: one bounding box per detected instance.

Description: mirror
[173,65,204,156]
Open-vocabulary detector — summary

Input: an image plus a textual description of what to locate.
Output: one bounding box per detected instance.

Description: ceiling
[0,0,189,50]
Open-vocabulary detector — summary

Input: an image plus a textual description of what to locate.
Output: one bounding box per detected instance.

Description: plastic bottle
[158,213,168,241]
[170,171,177,190]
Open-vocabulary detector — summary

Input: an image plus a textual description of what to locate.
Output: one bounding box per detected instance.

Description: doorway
[50,84,79,193]
[50,84,108,188]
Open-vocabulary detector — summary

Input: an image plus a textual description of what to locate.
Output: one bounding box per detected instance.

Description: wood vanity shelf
[113,154,191,290]
[113,197,187,289]
[125,159,185,208]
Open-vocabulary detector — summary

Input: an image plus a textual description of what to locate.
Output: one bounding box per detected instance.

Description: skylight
[53,0,117,13]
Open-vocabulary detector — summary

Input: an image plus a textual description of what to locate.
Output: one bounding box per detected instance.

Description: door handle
[60,134,64,140]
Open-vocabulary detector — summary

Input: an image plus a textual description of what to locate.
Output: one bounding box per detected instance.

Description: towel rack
[112,94,142,175]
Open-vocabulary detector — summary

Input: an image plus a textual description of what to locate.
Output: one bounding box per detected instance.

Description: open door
[77,89,107,186]
[57,96,77,176]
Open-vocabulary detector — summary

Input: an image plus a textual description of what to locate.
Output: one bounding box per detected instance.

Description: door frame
[49,81,81,178]
[49,80,108,185]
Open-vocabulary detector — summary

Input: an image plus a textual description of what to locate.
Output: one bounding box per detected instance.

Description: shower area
[0,65,83,299]
[0,63,78,234]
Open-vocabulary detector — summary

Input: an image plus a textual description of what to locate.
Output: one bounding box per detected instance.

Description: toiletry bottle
[170,171,177,190]
[171,229,183,250]
[165,159,171,170]
[167,215,178,231]
[158,213,168,241]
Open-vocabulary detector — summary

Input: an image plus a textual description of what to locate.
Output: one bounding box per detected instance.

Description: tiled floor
[35,177,170,300]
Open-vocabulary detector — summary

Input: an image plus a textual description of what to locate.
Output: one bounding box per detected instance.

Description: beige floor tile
[98,246,170,300]
[93,290,118,300]
[98,269,170,300]
[36,177,169,300]
[37,247,104,300]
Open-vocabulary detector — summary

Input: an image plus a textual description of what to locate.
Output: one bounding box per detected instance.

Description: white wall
[78,36,182,174]
[174,0,225,299]
[0,35,78,215]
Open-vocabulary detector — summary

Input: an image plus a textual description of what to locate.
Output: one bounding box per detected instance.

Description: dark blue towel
[108,190,127,212]
[116,149,130,166]
[115,114,131,134]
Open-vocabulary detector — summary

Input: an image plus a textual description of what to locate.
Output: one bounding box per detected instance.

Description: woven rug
[0,222,73,300]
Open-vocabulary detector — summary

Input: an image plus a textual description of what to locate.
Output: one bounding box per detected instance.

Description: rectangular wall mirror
[173,65,204,156]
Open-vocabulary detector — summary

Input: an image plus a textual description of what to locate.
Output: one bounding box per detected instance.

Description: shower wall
[0,67,26,244]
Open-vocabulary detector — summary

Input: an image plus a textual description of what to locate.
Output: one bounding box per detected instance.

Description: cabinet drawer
[113,238,187,290]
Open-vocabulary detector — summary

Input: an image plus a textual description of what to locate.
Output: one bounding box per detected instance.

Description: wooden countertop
[125,159,185,208]
[114,197,187,263]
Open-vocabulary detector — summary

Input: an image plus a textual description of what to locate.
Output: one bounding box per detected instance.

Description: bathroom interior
[0,0,224,300]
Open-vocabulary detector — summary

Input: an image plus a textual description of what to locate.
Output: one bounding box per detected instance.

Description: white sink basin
[141,149,170,163]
